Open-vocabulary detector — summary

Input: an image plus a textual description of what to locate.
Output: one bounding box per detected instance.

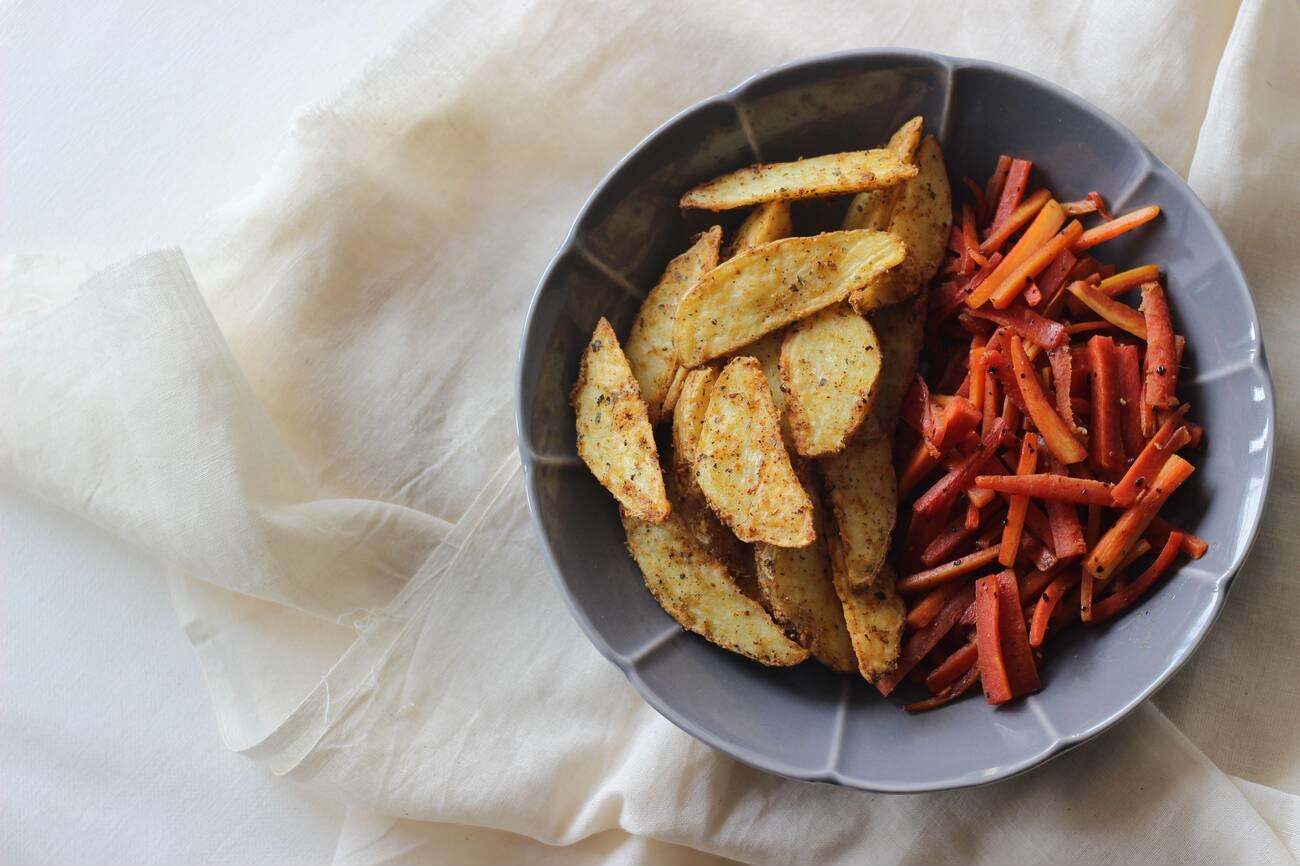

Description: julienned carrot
[974,473,1115,505]
[906,583,963,629]
[987,220,1085,309]
[1114,342,1146,458]
[925,639,979,693]
[1072,205,1161,252]
[1017,566,1060,606]
[1080,572,1096,623]
[989,158,1032,233]
[985,349,1030,416]
[1141,281,1178,410]
[1098,264,1160,297]
[1088,191,1115,221]
[898,397,983,494]
[1000,436,1040,567]
[1037,249,1078,315]
[898,545,1003,595]
[1008,336,1088,464]
[1022,532,1058,573]
[1084,454,1195,582]
[1029,570,1080,647]
[1040,455,1087,559]
[877,585,976,697]
[1112,406,1191,507]
[968,200,1066,307]
[1047,347,1075,431]
[982,189,1051,256]
[1147,516,1208,559]
[975,576,1013,704]
[985,155,1013,209]
[905,664,982,713]
[969,303,1067,349]
[1087,335,1126,473]
[1090,532,1185,623]
[913,419,1008,517]
[1066,280,1148,339]
[995,570,1041,696]
[969,342,988,413]
[961,204,988,272]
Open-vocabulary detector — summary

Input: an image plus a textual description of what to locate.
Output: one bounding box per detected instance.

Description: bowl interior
[517,51,1271,791]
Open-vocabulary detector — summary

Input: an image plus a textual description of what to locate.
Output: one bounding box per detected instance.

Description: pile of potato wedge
[571,117,951,684]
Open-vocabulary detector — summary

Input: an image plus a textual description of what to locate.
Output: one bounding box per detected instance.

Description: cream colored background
[3,1,1298,863]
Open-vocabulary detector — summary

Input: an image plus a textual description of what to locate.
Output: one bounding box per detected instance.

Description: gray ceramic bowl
[516,49,1274,791]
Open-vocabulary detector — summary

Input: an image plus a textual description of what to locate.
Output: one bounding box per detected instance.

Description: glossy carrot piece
[995,570,1040,696]
[1087,335,1126,473]
[1046,347,1075,431]
[1090,532,1185,623]
[1084,454,1195,582]
[1066,280,1148,339]
[899,545,1003,595]
[1008,336,1088,464]
[1073,205,1161,252]
[925,639,979,693]
[877,586,977,697]
[913,419,1008,517]
[970,302,1067,349]
[989,159,1032,232]
[1000,436,1040,566]
[975,576,1013,704]
[906,582,964,629]
[1042,455,1087,559]
[968,200,1066,307]
[1114,343,1146,458]
[974,473,1115,505]
[905,664,981,713]
[961,204,988,272]
[1098,264,1160,297]
[1141,281,1178,409]
[988,220,1085,309]
[1029,570,1080,647]
[1112,407,1191,507]
[969,341,988,413]
[965,499,982,531]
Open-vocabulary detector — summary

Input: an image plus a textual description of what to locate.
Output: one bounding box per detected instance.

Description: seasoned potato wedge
[624,227,722,422]
[673,230,907,368]
[724,201,793,259]
[660,366,688,419]
[868,290,928,434]
[849,135,952,314]
[831,553,905,683]
[842,117,923,232]
[622,509,808,666]
[681,149,918,211]
[780,304,883,457]
[818,421,896,589]
[754,462,855,672]
[696,357,814,547]
[572,318,669,522]
[671,366,718,470]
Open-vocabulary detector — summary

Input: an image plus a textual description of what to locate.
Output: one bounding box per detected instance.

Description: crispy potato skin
[695,357,814,547]
[622,508,808,666]
[724,201,793,259]
[625,227,722,423]
[867,289,928,435]
[681,149,918,211]
[780,304,882,457]
[754,461,855,672]
[831,552,906,683]
[818,422,896,590]
[673,230,907,368]
[571,318,670,522]
[842,117,923,232]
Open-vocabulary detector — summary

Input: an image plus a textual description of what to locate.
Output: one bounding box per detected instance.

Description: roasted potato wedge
[724,201,793,259]
[673,230,907,368]
[831,552,905,683]
[818,421,896,589]
[622,509,808,666]
[780,304,883,457]
[849,135,952,314]
[842,117,923,232]
[754,462,855,672]
[681,149,917,211]
[867,290,928,435]
[696,357,814,547]
[660,366,688,419]
[624,227,722,423]
[572,318,669,522]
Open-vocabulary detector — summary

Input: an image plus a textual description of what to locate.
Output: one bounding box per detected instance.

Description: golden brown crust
[817,421,896,590]
[681,149,918,211]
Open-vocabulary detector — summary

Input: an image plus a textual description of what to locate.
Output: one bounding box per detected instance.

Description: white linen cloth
[3,0,1298,862]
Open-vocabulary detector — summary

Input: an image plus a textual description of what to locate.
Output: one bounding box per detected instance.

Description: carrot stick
[877,585,976,697]
[985,155,1013,210]
[995,570,1041,696]
[1147,516,1208,559]
[975,576,1013,704]
[921,497,1004,566]
[1090,532,1185,623]
[1045,348,1074,433]
[925,639,979,693]
[1008,336,1088,464]
[989,158,1032,233]
[974,473,1115,505]
[985,350,1030,416]
[982,360,1000,436]
[899,545,1003,595]
[1112,406,1191,507]
[1041,454,1087,559]
[1073,205,1161,252]
[906,582,964,629]
[1114,343,1146,458]
[1098,264,1160,297]
[1029,570,1080,647]
[961,204,988,272]
[1037,249,1079,316]
[988,220,1085,309]
[1000,436,1040,566]
[1066,280,1148,339]
[969,303,1067,349]
[1087,335,1126,473]
[1018,565,1061,606]
[1084,454,1195,582]
[905,664,982,713]
[1080,572,1096,623]
[968,200,1066,307]
[965,499,982,531]
[913,419,1008,517]
[1141,281,1178,410]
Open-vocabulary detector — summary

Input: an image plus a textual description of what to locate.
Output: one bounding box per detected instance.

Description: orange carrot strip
[985,155,1013,209]
[1042,454,1087,559]
[898,545,1003,595]
[906,582,964,630]
[1114,342,1146,459]
[988,220,1085,309]
[995,570,1040,696]
[1000,436,1040,566]
[899,397,983,495]
[1141,281,1178,410]
[975,576,1013,704]
[1080,572,1096,623]
[1008,335,1088,464]
[913,419,1008,517]
[961,204,988,272]
[1087,335,1126,473]
[1090,532,1185,623]
[925,639,979,693]
[981,189,1048,257]
[1046,347,1075,432]
[970,342,988,413]
[905,664,982,713]
[922,498,1006,566]
[1112,407,1191,507]
[969,302,1067,349]
[989,159,1032,233]
[1066,280,1148,339]
[1098,264,1160,297]
[975,473,1115,505]
[1084,454,1195,582]
[1029,570,1080,647]
[965,499,982,531]
[1072,205,1161,252]
[969,199,1066,307]
[1148,516,1208,559]
[877,585,976,697]
[1036,249,1078,315]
